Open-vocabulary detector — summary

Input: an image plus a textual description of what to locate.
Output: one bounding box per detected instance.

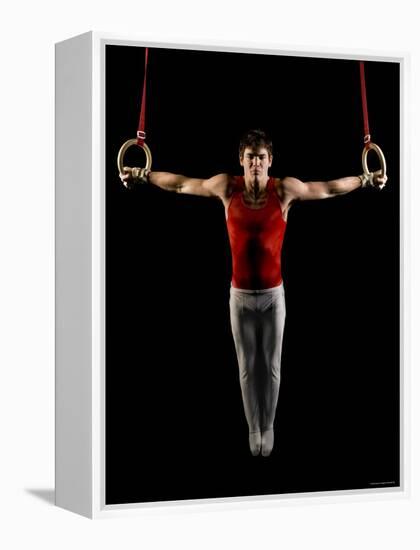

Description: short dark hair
[239,129,273,158]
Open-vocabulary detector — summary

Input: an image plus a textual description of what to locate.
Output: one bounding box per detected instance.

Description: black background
[105,45,400,504]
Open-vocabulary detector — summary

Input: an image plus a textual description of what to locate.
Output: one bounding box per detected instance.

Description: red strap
[136,48,148,146]
[359,61,371,145]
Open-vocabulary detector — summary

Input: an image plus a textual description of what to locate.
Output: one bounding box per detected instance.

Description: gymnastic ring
[117,139,153,179]
[361,142,387,188]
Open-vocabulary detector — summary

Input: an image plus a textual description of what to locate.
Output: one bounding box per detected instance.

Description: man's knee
[262,358,281,379]
[270,363,281,381]
[237,354,258,380]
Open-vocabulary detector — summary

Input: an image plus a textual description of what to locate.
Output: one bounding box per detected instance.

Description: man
[120,129,387,457]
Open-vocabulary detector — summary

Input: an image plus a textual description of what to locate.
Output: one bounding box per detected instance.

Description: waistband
[230,283,283,295]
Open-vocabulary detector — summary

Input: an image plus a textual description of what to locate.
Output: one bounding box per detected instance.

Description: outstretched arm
[120,168,229,199]
[281,171,387,202]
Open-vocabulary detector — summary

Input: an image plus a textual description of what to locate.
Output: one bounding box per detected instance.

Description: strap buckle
[137,130,146,141]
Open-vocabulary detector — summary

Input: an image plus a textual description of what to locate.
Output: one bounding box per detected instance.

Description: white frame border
[88,32,409,518]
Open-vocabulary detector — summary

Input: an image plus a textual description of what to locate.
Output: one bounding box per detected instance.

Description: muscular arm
[281,171,386,203]
[283,175,362,201]
[120,168,230,199]
[148,172,224,198]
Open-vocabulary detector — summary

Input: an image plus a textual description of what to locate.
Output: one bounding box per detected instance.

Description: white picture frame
[55,31,408,518]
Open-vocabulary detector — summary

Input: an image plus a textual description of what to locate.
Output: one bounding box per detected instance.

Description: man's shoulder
[274,176,302,192]
[272,177,304,204]
[210,173,237,188]
[203,173,235,199]
[211,173,235,182]
[274,176,300,187]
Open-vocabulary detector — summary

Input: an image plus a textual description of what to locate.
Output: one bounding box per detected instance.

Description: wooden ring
[362,142,387,180]
[117,139,153,176]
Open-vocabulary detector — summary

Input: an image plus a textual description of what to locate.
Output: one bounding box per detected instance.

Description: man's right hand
[119,167,150,189]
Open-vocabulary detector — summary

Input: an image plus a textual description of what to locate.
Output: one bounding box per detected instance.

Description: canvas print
[105,44,400,505]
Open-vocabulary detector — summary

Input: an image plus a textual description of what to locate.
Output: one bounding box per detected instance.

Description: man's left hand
[372,170,388,190]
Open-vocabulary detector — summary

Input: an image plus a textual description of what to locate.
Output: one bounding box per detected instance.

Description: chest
[227,193,286,235]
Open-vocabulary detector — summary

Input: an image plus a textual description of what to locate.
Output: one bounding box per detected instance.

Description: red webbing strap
[136,48,149,146]
[359,61,371,145]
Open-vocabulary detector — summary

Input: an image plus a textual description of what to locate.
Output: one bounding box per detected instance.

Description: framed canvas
[55,32,407,518]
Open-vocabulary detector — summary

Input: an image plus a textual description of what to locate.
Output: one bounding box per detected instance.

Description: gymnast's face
[240,146,273,183]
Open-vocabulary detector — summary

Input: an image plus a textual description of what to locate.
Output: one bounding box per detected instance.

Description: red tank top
[226,176,287,290]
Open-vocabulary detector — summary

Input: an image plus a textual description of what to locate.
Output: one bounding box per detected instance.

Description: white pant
[229,284,286,433]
